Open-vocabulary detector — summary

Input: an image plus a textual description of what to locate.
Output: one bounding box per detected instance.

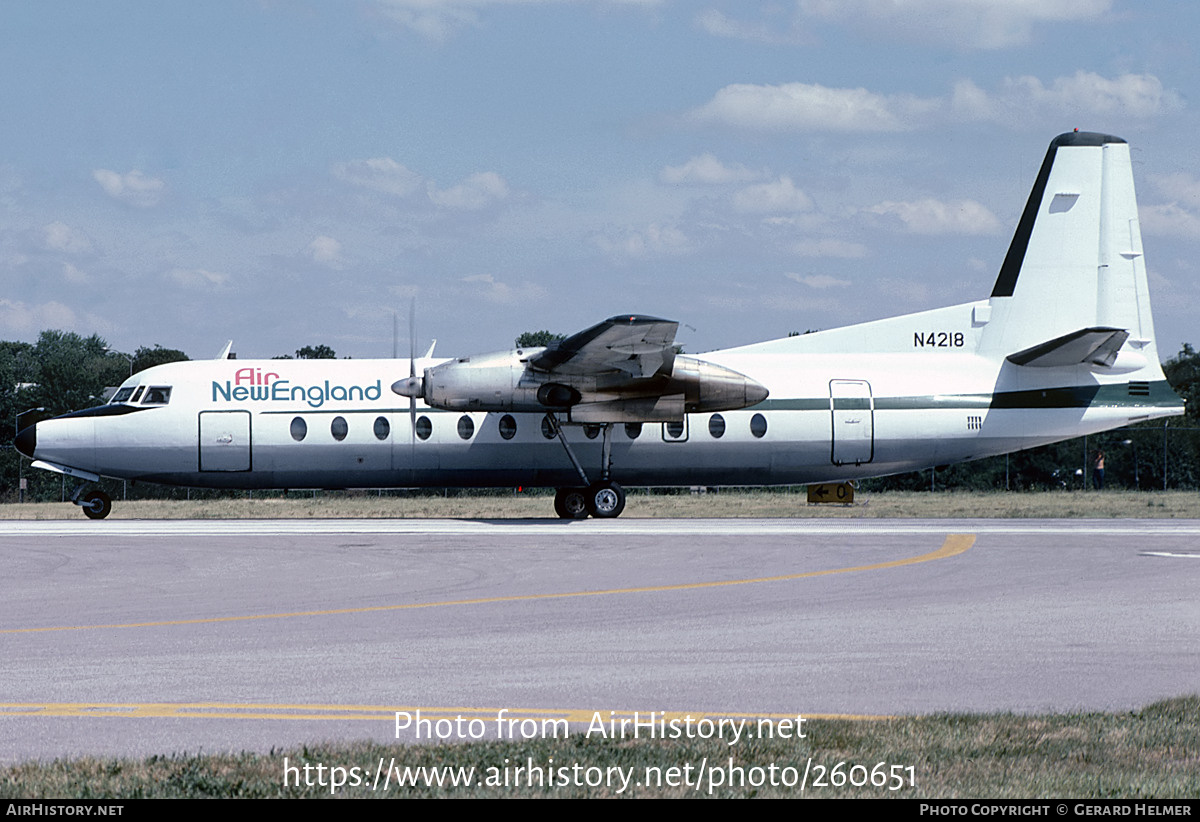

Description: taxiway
[1,518,1197,762]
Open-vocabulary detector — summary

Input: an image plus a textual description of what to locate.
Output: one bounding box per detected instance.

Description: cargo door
[199,410,251,472]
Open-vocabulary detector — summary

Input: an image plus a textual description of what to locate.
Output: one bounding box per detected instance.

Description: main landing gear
[554,481,626,520]
[72,486,113,520]
[547,413,627,519]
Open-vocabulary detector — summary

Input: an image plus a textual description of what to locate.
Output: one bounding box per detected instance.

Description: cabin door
[199,410,252,471]
[829,379,874,466]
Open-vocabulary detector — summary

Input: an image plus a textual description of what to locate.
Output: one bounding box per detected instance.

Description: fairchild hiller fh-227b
[16,131,1185,519]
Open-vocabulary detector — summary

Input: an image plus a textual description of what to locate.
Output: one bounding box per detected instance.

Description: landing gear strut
[549,414,626,519]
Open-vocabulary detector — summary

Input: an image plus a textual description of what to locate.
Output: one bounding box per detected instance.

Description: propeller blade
[409,298,417,443]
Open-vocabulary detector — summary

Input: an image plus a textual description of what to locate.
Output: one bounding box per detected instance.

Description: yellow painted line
[2,534,974,635]
[0,703,891,722]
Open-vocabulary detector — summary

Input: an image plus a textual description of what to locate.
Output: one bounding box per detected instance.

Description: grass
[2,488,1199,520]
[2,698,1196,798]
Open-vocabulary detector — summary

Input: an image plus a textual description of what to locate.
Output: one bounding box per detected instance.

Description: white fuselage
[26,320,1181,492]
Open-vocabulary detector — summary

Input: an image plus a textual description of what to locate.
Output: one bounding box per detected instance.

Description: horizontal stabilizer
[1006,327,1129,368]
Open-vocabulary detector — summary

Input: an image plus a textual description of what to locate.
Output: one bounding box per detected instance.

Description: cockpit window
[142,386,172,405]
[110,387,136,403]
[130,386,145,403]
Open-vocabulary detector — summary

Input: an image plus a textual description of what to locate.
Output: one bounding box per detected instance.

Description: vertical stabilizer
[978,132,1162,370]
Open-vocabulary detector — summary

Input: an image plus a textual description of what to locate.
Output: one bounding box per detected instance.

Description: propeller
[388,300,425,445]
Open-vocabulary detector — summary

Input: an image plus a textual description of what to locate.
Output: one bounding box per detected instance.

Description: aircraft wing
[529,314,679,379]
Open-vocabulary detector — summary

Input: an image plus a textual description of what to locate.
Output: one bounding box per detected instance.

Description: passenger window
[624,423,642,440]
[290,417,307,442]
[750,413,768,439]
[416,416,432,441]
[331,416,348,441]
[373,416,390,440]
[708,414,725,439]
[583,424,601,440]
[142,386,171,405]
[457,415,475,440]
[541,415,557,440]
[498,415,517,440]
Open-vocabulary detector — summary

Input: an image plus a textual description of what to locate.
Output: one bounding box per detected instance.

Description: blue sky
[2,0,1197,361]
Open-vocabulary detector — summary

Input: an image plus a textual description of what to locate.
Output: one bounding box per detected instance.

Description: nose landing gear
[72,487,113,520]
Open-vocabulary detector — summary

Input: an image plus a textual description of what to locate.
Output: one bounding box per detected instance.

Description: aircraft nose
[15,422,36,459]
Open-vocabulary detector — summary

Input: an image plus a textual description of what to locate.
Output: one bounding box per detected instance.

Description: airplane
[14,131,1186,519]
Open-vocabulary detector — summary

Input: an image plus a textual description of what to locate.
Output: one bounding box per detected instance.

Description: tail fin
[979,131,1161,372]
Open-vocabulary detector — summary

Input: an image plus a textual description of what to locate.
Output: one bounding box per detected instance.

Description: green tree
[30,330,124,415]
[514,330,565,348]
[295,344,337,359]
[132,344,189,374]
[1,340,39,447]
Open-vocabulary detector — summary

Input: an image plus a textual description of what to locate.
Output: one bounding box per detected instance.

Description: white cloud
[332,157,425,197]
[694,9,809,45]
[1139,174,1200,239]
[308,235,343,267]
[733,177,812,213]
[688,81,937,132]
[660,154,763,185]
[866,198,1002,235]
[333,159,508,209]
[92,169,165,207]
[373,0,662,41]
[952,72,1180,123]
[689,71,1178,136]
[43,222,92,254]
[798,0,1112,50]
[785,272,851,288]
[429,171,509,209]
[461,272,546,305]
[593,223,690,258]
[0,299,85,336]
[790,238,868,258]
[169,268,230,289]
[1140,204,1200,239]
[1150,173,1200,203]
[61,262,89,284]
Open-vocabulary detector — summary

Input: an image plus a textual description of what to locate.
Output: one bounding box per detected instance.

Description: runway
[1,518,1197,763]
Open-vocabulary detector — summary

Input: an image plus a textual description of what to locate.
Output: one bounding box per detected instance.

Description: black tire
[554,487,589,519]
[585,481,625,519]
[81,490,112,520]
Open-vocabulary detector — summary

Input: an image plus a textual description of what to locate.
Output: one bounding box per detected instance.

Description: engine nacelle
[395,348,768,421]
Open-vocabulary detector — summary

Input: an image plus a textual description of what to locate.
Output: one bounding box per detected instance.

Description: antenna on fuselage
[214,340,234,360]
